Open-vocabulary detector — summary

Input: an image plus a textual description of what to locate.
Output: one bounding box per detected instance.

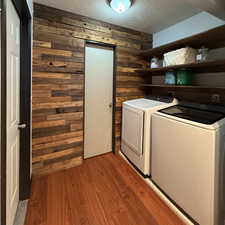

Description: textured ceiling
[185,0,225,20]
[34,0,202,33]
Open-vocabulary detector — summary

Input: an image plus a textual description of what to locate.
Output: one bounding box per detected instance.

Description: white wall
[153,12,225,47]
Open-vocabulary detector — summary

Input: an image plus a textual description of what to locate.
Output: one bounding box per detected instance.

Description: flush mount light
[109,0,132,14]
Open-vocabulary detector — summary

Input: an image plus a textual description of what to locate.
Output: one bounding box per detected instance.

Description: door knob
[109,103,113,108]
[18,124,26,129]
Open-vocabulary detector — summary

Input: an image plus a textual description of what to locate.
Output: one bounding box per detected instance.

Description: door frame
[84,40,117,155]
[1,0,32,224]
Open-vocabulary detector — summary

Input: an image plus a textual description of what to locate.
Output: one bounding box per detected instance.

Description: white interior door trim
[6,1,21,225]
[84,43,114,159]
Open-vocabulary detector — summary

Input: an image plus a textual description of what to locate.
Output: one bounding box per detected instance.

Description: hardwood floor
[24,153,185,225]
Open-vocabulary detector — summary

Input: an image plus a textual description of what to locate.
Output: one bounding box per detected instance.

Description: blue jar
[165,70,176,85]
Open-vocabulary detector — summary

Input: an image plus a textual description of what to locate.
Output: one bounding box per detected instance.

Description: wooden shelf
[141,84,225,91]
[136,60,225,76]
[137,25,225,101]
[139,25,225,58]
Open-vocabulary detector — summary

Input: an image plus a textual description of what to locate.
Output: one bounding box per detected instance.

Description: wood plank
[25,153,184,224]
[32,84,83,91]
[33,40,52,48]
[33,31,85,52]
[34,24,141,49]
[32,147,82,163]
[33,72,72,79]
[117,66,138,73]
[32,144,83,159]
[32,96,72,103]
[33,46,73,58]
[33,4,149,39]
[32,101,83,110]
[70,122,83,132]
[33,120,66,129]
[116,76,144,82]
[32,77,83,85]
[32,90,52,98]
[47,112,83,121]
[32,131,83,145]
[32,3,152,175]
[32,125,71,139]
[106,154,185,225]
[32,136,83,151]
[136,59,225,75]
[142,84,225,90]
[32,157,83,177]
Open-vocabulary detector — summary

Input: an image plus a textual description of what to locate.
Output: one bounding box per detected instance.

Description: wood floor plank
[67,164,108,225]
[25,177,48,225]
[85,158,136,225]
[96,156,158,225]
[25,153,185,225]
[105,154,184,225]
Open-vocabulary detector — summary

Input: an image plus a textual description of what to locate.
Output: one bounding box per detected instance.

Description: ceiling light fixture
[109,0,132,14]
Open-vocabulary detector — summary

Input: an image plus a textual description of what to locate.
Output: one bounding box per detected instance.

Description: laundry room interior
[1,0,225,225]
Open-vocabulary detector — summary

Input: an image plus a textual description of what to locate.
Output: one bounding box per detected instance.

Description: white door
[6,1,20,225]
[84,45,114,159]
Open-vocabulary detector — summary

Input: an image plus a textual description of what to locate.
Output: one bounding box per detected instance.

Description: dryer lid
[158,105,225,125]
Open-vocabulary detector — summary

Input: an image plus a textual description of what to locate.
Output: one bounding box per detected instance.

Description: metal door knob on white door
[18,124,26,129]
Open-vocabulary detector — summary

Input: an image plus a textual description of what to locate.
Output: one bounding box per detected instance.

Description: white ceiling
[185,0,225,20]
[34,0,217,33]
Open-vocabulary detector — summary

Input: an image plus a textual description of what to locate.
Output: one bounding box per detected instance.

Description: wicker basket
[163,47,197,66]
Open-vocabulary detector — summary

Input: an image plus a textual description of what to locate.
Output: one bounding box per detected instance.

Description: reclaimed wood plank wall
[32,3,152,176]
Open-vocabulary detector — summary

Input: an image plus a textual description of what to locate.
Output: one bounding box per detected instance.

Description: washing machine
[121,96,178,176]
[151,102,225,225]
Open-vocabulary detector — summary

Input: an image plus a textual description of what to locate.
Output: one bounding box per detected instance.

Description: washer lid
[159,105,225,125]
[124,98,174,110]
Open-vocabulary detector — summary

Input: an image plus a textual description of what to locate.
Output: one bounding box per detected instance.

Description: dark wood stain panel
[33,3,152,176]
[24,153,185,225]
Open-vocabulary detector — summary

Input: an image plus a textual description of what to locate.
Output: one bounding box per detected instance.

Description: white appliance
[151,103,225,225]
[121,97,178,176]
